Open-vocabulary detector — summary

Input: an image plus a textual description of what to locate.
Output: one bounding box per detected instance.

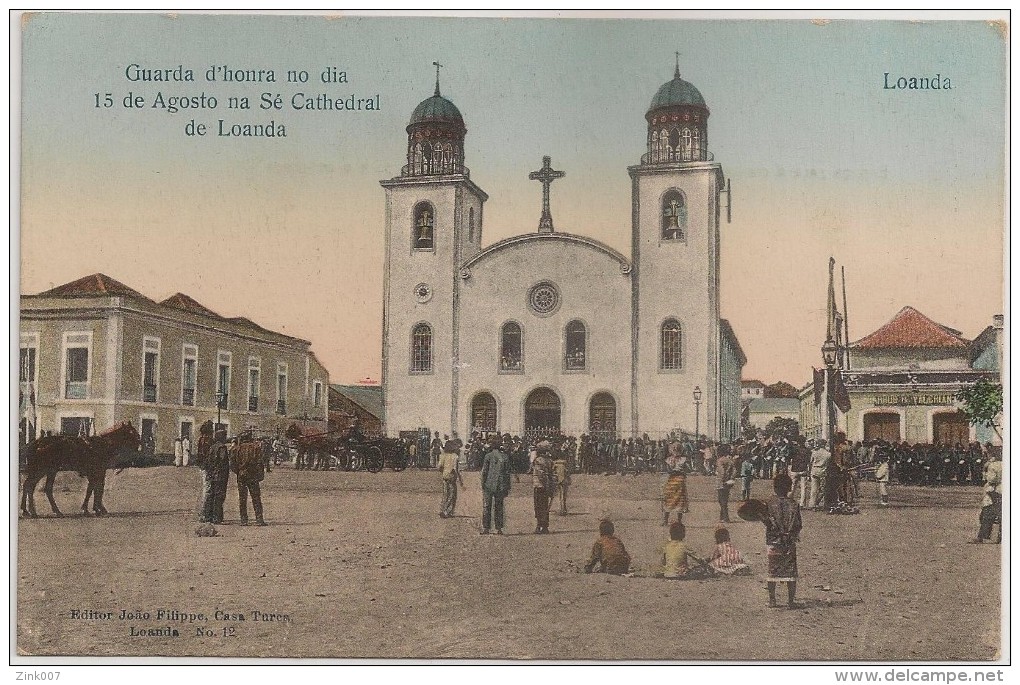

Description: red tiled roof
[160,293,223,319]
[852,306,969,350]
[742,379,765,387]
[37,273,152,301]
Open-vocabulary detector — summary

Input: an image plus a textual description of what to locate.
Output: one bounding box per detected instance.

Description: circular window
[413,283,433,304]
[528,282,560,315]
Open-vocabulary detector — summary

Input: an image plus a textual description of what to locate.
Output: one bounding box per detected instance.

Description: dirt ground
[16,464,1002,661]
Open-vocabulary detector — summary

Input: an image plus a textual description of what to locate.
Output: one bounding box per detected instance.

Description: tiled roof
[748,398,801,414]
[742,379,765,387]
[330,384,383,419]
[852,306,969,350]
[160,292,223,319]
[37,273,152,301]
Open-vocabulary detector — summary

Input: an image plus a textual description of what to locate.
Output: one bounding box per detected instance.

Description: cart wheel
[366,447,384,473]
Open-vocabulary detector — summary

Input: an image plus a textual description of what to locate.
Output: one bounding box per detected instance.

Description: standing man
[553,448,571,516]
[788,436,811,508]
[430,432,442,469]
[173,437,184,467]
[231,436,267,526]
[875,455,891,507]
[809,439,832,510]
[531,440,555,533]
[715,444,736,523]
[480,434,512,535]
[970,447,1002,544]
[210,429,231,524]
[438,441,464,518]
[181,434,191,467]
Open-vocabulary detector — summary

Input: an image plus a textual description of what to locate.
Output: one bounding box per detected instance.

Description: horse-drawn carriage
[285,423,408,473]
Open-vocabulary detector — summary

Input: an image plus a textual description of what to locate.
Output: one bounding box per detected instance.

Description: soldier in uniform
[968,442,985,486]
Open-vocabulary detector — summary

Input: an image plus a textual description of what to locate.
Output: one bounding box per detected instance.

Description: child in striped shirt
[709,526,750,576]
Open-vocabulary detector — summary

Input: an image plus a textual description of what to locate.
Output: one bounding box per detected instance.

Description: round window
[528,282,560,315]
[413,283,433,304]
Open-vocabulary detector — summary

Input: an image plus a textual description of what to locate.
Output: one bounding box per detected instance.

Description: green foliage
[764,416,800,441]
[956,378,1003,432]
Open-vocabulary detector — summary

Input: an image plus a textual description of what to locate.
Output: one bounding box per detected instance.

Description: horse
[286,423,337,470]
[20,421,142,518]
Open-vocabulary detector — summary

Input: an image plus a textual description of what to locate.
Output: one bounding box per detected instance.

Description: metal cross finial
[528,155,565,233]
[433,61,443,96]
[674,51,681,78]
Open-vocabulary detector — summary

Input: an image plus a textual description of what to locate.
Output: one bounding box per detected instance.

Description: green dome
[648,74,707,112]
[410,95,464,125]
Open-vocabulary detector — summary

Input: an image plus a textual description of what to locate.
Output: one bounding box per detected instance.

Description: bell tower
[380,66,488,436]
[629,59,726,439]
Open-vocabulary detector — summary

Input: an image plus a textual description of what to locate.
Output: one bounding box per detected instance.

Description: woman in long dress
[763,471,802,608]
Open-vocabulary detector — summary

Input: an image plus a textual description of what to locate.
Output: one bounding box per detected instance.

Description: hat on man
[536,439,552,454]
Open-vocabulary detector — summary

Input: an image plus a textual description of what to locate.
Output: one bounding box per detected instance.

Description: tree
[764,416,801,442]
[956,378,1003,439]
[764,381,798,399]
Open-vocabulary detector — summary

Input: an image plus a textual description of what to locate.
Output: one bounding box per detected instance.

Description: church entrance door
[589,392,617,439]
[471,392,497,433]
[524,388,561,436]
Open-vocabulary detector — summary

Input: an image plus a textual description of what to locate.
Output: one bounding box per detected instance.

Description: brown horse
[20,421,142,518]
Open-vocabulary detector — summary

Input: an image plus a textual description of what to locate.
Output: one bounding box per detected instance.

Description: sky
[17,12,1007,386]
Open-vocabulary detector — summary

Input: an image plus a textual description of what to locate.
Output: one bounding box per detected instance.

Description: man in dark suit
[480,434,512,535]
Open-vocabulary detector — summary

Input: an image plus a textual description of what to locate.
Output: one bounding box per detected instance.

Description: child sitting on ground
[709,525,751,575]
[584,519,632,575]
[660,521,692,578]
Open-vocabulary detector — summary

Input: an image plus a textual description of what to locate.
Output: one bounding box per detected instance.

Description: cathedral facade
[380,65,745,441]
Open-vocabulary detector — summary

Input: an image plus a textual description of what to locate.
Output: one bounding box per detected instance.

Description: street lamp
[821,337,838,441]
[693,386,702,442]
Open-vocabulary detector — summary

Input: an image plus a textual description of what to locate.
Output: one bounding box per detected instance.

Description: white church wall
[457,238,632,436]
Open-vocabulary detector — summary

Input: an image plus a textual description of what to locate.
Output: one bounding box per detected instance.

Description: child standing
[584,519,632,575]
[874,457,891,507]
[661,460,689,526]
[709,526,750,575]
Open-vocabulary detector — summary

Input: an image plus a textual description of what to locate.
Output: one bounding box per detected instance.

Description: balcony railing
[248,396,259,413]
[143,384,157,403]
[640,150,714,165]
[400,163,469,178]
[276,400,286,416]
[182,387,195,406]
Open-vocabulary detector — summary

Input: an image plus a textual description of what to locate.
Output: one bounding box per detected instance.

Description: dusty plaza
[16,465,1000,661]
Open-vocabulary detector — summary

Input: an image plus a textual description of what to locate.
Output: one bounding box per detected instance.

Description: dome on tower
[648,72,707,112]
[409,94,464,126]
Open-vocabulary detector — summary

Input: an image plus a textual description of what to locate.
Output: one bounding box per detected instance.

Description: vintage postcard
[13,11,1008,669]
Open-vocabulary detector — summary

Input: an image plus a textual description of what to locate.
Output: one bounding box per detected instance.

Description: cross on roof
[433,61,443,96]
[528,155,565,234]
[675,51,681,78]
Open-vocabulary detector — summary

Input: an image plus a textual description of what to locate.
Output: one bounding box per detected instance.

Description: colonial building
[800,307,1002,444]
[746,397,801,431]
[741,379,766,400]
[19,274,330,452]
[380,63,745,440]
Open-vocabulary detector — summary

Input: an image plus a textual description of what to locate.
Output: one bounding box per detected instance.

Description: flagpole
[841,266,851,370]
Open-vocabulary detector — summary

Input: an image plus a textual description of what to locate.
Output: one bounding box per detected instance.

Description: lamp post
[821,337,838,442]
[693,386,702,442]
[215,391,226,433]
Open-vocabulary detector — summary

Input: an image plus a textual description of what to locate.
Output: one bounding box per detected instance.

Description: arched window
[412,143,423,175]
[661,190,687,240]
[471,392,497,432]
[468,207,475,243]
[411,323,433,373]
[565,320,586,371]
[500,322,523,372]
[692,128,702,160]
[659,130,669,162]
[668,128,680,160]
[661,319,683,370]
[413,202,435,250]
[443,143,453,169]
[681,128,693,161]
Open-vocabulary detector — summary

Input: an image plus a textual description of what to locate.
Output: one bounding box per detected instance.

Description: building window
[63,332,91,399]
[248,357,261,413]
[217,350,232,410]
[411,323,433,373]
[181,344,197,407]
[143,337,160,403]
[313,381,323,408]
[500,322,523,372]
[468,207,475,243]
[681,127,693,160]
[19,345,37,384]
[413,201,435,250]
[276,362,288,415]
[565,320,587,371]
[661,319,683,370]
[692,127,703,159]
[662,190,687,240]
